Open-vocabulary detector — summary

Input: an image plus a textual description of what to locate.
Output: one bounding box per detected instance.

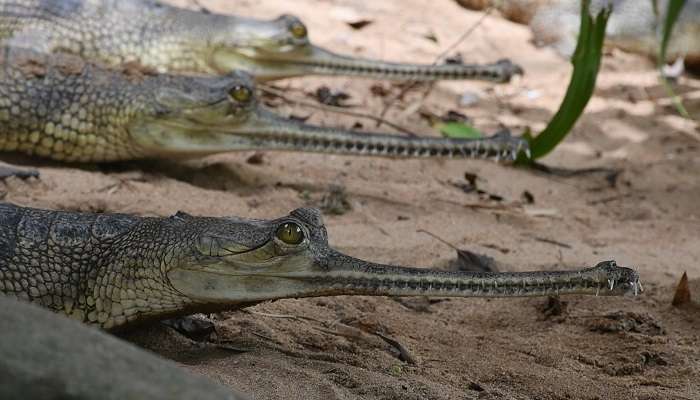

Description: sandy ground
[2,0,700,399]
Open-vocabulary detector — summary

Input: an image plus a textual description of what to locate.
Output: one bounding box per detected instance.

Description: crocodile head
[207,14,523,81]
[167,208,641,306]
[131,70,529,161]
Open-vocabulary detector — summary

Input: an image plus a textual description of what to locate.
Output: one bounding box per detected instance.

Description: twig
[416,229,459,251]
[434,8,495,62]
[210,341,252,353]
[314,324,366,340]
[376,7,494,126]
[250,331,275,342]
[527,235,572,249]
[259,85,418,136]
[374,332,418,365]
[244,310,299,320]
[587,194,630,205]
[463,201,520,211]
[243,309,321,323]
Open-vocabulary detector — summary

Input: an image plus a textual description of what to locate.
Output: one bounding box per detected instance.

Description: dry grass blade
[374,332,418,365]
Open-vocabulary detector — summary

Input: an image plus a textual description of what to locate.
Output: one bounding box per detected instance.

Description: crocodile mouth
[210,44,523,82]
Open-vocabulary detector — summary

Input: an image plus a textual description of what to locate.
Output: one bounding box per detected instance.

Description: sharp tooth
[608,279,615,291]
[596,286,600,296]
[525,148,532,159]
[637,280,644,292]
[632,282,638,296]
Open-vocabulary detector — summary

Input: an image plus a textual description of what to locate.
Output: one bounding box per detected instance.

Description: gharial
[0,0,524,81]
[0,203,642,331]
[0,47,528,163]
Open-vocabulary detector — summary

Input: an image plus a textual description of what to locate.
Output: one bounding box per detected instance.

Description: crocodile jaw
[130,107,529,162]
[210,44,523,82]
[168,251,642,305]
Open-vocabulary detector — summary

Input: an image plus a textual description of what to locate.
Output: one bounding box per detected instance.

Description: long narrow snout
[303,253,642,298]
[285,46,524,82]
[224,108,530,161]
[214,44,524,82]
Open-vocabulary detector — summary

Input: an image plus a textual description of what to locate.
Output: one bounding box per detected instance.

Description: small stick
[528,235,572,249]
[243,309,321,323]
[416,229,459,251]
[249,331,275,342]
[376,7,494,125]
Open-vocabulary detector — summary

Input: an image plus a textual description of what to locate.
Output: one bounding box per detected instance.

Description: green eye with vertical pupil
[230,85,251,102]
[276,222,304,245]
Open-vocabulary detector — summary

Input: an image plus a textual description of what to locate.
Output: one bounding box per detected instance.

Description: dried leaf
[347,19,373,30]
[452,248,499,273]
[312,86,351,107]
[375,332,418,365]
[246,152,265,165]
[418,229,500,273]
[521,190,535,204]
[672,271,691,306]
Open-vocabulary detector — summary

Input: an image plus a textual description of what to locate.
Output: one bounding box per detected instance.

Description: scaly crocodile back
[0,47,158,160]
[0,0,225,72]
[0,202,192,329]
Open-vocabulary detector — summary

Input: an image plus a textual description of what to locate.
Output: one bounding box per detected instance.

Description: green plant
[521,0,611,161]
[656,0,690,119]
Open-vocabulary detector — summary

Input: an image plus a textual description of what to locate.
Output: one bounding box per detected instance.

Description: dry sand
[2,0,699,399]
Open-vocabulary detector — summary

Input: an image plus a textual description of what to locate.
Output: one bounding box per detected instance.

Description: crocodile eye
[289,22,307,39]
[229,85,252,103]
[276,222,304,245]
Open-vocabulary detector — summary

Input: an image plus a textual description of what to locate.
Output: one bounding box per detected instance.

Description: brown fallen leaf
[347,19,373,30]
[672,272,691,306]
[312,86,352,107]
[418,229,500,272]
[375,332,418,365]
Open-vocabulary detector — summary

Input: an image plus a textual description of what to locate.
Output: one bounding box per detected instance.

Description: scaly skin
[0,47,528,162]
[0,0,523,81]
[0,203,642,330]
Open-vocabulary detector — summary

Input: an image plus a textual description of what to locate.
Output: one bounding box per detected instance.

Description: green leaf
[437,122,484,139]
[657,0,691,119]
[658,0,686,67]
[523,0,611,161]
